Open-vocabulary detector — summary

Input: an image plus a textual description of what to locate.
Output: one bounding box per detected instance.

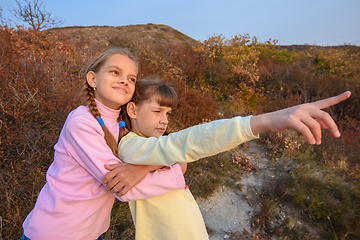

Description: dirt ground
[196,141,279,239]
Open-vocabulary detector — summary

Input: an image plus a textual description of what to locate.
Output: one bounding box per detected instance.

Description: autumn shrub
[258,47,359,120]
[254,129,360,239]
[185,143,253,199]
[192,34,261,101]
[0,26,87,238]
[137,42,220,130]
[281,161,360,239]
[256,115,360,238]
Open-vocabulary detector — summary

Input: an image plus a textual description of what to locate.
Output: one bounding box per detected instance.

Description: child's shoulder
[119,131,143,145]
[68,105,91,117]
[121,131,138,140]
[64,105,96,128]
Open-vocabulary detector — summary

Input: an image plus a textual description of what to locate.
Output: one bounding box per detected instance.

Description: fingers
[102,163,125,184]
[102,164,150,197]
[102,170,116,185]
[316,120,328,130]
[312,91,351,110]
[309,107,340,140]
[106,181,124,192]
[313,111,340,138]
[107,177,126,193]
[292,118,318,145]
[293,107,341,144]
[104,163,120,171]
[103,167,130,192]
[116,185,131,197]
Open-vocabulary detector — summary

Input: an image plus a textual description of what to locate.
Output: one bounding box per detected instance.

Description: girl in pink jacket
[21,48,186,240]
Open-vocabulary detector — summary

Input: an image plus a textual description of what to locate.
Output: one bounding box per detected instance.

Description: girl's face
[87,54,138,110]
[127,98,172,138]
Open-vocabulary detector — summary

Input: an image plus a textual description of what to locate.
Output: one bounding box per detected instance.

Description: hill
[45,24,201,49]
[45,24,360,57]
[277,44,360,53]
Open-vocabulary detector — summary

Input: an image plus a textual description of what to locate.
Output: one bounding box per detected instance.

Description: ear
[86,71,96,88]
[127,102,137,119]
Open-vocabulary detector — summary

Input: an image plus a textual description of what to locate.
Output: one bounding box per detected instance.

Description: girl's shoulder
[64,105,98,130]
[66,105,96,122]
[68,105,91,118]
[119,131,144,146]
[120,131,138,143]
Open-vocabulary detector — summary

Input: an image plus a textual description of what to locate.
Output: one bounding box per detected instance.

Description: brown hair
[83,48,140,156]
[120,75,178,139]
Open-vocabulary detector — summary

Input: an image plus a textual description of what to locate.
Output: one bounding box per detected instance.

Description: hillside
[46,24,360,52]
[277,44,360,53]
[45,24,201,49]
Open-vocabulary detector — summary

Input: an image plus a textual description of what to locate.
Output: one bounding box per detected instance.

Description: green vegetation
[253,128,360,239]
[0,22,359,239]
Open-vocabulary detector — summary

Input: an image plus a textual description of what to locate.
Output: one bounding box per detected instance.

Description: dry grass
[250,130,360,239]
[46,24,201,52]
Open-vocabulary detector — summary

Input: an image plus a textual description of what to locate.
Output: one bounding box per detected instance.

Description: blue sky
[1,0,360,46]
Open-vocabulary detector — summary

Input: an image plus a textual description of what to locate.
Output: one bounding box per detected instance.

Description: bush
[0,26,85,238]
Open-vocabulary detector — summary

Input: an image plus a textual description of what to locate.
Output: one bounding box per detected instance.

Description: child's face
[128,98,172,138]
[87,54,138,110]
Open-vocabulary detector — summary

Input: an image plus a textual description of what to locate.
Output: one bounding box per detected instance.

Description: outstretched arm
[111,92,351,167]
[102,91,351,196]
[250,91,351,144]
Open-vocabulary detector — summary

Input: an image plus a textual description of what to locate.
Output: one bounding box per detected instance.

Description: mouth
[113,86,127,94]
[156,128,165,133]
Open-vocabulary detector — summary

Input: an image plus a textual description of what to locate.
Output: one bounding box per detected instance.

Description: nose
[160,114,168,125]
[117,75,129,85]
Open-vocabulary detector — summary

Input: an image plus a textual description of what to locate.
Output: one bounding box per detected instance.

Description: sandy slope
[196,141,275,239]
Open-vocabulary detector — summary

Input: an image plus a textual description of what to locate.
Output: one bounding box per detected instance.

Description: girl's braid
[84,83,119,156]
[84,84,100,118]
[119,104,131,139]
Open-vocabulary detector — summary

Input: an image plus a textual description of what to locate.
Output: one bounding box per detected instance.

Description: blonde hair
[83,48,140,156]
[120,75,178,139]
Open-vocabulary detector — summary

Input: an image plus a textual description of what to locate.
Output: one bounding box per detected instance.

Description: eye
[128,77,136,83]
[110,70,119,75]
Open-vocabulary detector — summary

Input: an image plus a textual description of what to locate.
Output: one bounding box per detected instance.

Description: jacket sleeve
[118,164,185,201]
[119,116,258,166]
[65,114,185,202]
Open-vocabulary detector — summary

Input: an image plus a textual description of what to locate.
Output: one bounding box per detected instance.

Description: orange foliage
[137,42,220,130]
[0,27,84,237]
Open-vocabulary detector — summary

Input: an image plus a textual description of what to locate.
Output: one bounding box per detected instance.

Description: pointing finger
[312,91,351,110]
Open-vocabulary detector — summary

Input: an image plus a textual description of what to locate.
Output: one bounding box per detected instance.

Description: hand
[251,91,351,145]
[102,163,153,197]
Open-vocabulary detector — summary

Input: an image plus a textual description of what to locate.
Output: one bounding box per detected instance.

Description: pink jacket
[22,100,185,240]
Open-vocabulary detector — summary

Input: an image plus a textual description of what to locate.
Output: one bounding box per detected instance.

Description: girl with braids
[103,76,351,239]
[21,48,186,240]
